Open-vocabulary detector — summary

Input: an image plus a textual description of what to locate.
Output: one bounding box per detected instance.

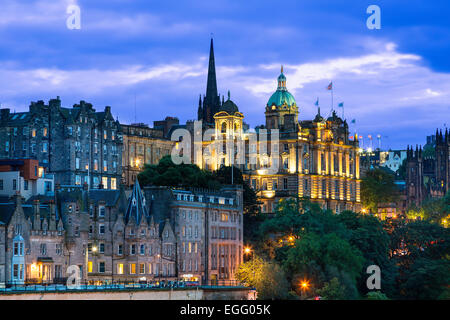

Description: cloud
[0,35,448,149]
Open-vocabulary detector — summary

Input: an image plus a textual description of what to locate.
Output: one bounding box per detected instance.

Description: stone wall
[0,287,250,300]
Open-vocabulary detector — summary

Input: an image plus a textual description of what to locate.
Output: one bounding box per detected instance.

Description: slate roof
[88,189,121,206]
[125,180,149,225]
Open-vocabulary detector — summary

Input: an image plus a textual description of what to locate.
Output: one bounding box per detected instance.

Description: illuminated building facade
[245,69,361,213]
[193,39,361,213]
[121,123,175,186]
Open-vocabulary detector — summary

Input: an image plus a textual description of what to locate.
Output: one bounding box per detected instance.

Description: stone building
[405,129,449,207]
[192,40,361,214]
[0,179,243,287]
[121,123,175,186]
[0,98,123,189]
[144,185,243,283]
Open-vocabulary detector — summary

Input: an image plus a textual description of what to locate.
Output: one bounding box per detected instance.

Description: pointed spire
[204,37,220,122]
[125,179,149,225]
[227,90,230,100]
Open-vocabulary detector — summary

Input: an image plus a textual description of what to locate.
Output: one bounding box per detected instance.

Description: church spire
[203,37,221,123]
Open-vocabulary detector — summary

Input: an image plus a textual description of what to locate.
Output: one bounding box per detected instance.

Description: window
[130,244,136,255]
[56,244,62,255]
[102,177,108,189]
[111,178,117,190]
[129,264,136,274]
[140,244,145,255]
[103,160,107,172]
[13,242,24,256]
[12,179,17,191]
[88,261,93,273]
[335,181,339,198]
[40,243,47,256]
[139,263,145,274]
[118,244,123,255]
[75,158,80,170]
[99,243,105,253]
[13,264,24,280]
[283,158,289,169]
[283,178,288,190]
[42,143,48,153]
[103,130,107,140]
[24,180,28,191]
[99,224,105,234]
[117,264,124,274]
[98,206,105,217]
[75,175,81,185]
[272,179,277,190]
[0,179,3,190]
[98,262,105,273]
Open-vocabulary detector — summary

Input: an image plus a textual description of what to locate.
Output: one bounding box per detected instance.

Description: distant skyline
[0,0,449,149]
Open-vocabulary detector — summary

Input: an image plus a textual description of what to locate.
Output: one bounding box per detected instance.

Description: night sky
[0,0,449,149]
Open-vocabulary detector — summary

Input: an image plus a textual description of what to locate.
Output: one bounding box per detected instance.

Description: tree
[366,291,389,300]
[236,256,290,300]
[401,258,450,300]
[283,232,364,299]
[316,277,347,300]
[337,211,398,297]
[361,168,399,213]
[137,155,220,190]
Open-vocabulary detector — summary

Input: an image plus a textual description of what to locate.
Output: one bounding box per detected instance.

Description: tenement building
[0,98,123,189]
[192,40,361,213]
[121,123,175,186]
[0,179,243,287]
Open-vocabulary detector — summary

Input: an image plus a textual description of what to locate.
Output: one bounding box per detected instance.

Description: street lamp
[300,280,310,300]
[85,244,97,284]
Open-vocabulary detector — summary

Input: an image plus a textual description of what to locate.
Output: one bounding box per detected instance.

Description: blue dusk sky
[0,0,449,149]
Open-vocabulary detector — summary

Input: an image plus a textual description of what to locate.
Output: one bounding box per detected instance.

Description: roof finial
[281,65,283,74]
[228,90,230,100]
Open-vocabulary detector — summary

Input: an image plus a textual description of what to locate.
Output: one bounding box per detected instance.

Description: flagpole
[331,86,334,113]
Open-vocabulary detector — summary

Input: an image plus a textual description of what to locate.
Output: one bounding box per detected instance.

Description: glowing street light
[244,247,251,255]
[300,280,309,290]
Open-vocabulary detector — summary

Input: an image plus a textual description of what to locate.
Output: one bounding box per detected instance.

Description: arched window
[221,122,227,133]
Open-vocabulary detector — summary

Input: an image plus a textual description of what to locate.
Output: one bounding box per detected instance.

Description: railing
[0,279,246,293]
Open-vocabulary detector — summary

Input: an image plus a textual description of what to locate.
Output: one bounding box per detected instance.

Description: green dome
[267,66,297,108]
[267,90,296,108]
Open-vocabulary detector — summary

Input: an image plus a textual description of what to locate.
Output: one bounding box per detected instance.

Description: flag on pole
[338,102,344,108]
[315,98,319,106]
[326,82,333,90]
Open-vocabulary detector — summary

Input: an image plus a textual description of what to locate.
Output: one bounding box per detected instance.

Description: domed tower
[265,66,299,131]
[212,91,244,168]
